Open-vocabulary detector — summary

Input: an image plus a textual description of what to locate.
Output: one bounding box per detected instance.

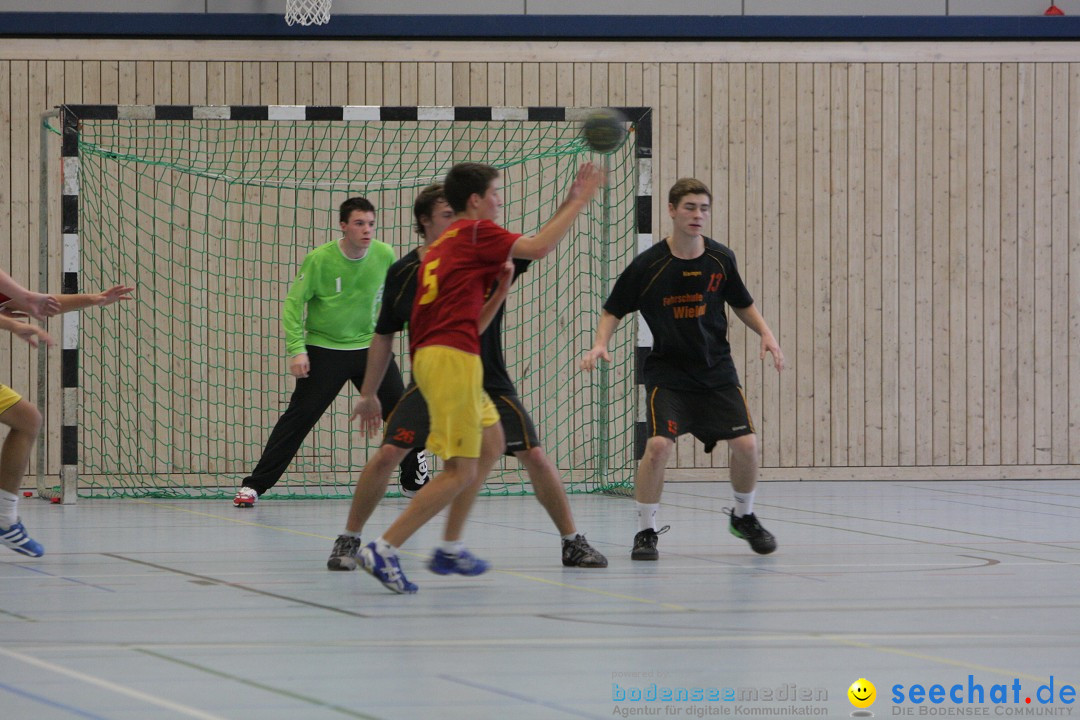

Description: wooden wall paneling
[999,62,1019,466]
[847,64,866,467]
[795,63,815,467]
[812,63,832,467]
[1032,62,1054,465]
[100,61,119,104]
[538,62,557,106]
[777,63,798,467]
[878,63,900,467]
[312,61,330,104]
[488,62,506,106]
[741,62,765,470]
[329,61,347,105]
[964,63,985,466]
[347,62,365,105]
[555,62,574,107]
[982,63,1002,465]
[206,61,225,106]
[64,61,82,105]
[366,62,385,105]
[1050,63,1070,465]
[170,61,188,105]
[82,61,100,104]
[896,63,916,466]
[504,62,522,107]
[625,62,643,107]
[119,60,137,104]
[607,62,626,107]
[1015,62,1035,465]
[760,62,781,469]
[931,63,951,465]
[863,63,884,467]
[572,61,589,106]
[829,63,849,467]
[189,61,207,105]
[381,62,399,106]
[297,61,315,104]
[1070,64,1080,465]
[913,63,934,465]
[271,62,288,105]
[590,62,607,107]
[434,63,452,106]
[948,62,968,465]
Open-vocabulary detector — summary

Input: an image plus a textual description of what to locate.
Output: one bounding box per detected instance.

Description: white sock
[637,502,659,532]
[561,533,579,542]
[0,489,18,528]
[440,539,464,556]
[374,536,397,556]
[341,530,361,538]
[733,490,755,518]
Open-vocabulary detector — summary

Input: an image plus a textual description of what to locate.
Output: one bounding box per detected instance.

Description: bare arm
[350,332,395,437]
[731,303,784,372]
[0,313,54,348]
[0,269,61,320]
[511,163,604,260]
[580,310,621,371]
[52,285,135,313]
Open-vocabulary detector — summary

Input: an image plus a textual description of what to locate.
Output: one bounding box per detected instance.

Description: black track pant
[242,345,426,494]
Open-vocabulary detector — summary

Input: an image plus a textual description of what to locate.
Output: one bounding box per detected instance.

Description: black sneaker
[327,534,363,571]
[630,525,670,561]
[727,509,777,555]
[562,534,608,568]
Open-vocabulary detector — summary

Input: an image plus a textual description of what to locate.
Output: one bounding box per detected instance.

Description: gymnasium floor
[2,479,1078,719]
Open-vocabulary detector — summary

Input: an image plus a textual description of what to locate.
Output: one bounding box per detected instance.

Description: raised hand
[96,285,136,307]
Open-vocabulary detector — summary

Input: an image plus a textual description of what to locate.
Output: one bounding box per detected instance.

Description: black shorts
[645,384,754,452]
[383,385,540,456]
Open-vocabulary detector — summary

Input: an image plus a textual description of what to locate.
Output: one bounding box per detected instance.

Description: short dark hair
[412,184,447,235]
[339,196,375,225]
[444,163,500,213]
[668,178,712,208]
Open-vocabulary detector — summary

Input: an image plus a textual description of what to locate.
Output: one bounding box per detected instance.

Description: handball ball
[581,108,627,153]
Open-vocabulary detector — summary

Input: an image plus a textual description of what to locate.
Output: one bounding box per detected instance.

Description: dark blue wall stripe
[2,13,1079,39]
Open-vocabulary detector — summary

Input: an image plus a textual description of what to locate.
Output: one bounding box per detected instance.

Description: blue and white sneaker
[359,542,417,594]
[0,519,44,557]
[427,547,489,576]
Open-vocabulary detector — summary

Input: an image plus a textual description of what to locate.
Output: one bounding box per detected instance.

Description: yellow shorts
[412,345,499,460]
[0,383,22,415]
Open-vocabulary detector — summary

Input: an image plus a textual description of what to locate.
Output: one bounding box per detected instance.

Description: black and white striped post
[59,107,81,504]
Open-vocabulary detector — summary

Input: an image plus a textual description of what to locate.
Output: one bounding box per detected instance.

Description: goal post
[41,103,652,503]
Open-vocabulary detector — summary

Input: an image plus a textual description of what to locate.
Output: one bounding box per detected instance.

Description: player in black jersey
[326,185,607,571]
[582,178,784,560]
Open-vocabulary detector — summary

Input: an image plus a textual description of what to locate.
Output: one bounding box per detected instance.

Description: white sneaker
[233,487,258,508]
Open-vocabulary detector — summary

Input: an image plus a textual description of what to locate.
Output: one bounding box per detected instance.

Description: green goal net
[58,106,639,499]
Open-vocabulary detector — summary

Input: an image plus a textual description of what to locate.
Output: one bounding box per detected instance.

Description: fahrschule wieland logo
[890,675,1077,716]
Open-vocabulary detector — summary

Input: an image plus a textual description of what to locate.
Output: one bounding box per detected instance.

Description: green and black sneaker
[727,509,777,555]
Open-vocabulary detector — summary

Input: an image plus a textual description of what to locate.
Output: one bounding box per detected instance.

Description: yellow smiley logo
[848,678,876,708]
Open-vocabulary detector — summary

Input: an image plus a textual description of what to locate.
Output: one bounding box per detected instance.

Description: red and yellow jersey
[409,218,521,355]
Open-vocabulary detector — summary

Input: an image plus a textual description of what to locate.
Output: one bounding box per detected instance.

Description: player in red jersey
[352,161,603,593]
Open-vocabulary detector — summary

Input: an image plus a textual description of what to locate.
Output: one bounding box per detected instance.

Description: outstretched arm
[511,163,604,260]
[580,311,621,371]
[0,269,61,320]
[52,285,135,313]
[0,313,55,349]
[731,304,784,372]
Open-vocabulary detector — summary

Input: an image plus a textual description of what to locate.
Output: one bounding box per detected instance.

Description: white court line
[0,646,229,720]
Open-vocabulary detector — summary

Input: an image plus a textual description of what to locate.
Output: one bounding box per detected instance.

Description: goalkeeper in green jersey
[233,197,428,507]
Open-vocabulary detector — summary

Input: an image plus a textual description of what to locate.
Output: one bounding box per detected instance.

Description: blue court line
[438,674,608,720]
[13,564,116,592]
[0,679,113,720]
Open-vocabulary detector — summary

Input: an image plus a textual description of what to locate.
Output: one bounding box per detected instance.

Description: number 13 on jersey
[419,258,441,305]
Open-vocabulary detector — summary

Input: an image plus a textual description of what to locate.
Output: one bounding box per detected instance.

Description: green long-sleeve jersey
[282,239,396,356]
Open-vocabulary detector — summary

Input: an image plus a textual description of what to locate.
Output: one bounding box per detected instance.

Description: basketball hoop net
[285,0,332,26]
